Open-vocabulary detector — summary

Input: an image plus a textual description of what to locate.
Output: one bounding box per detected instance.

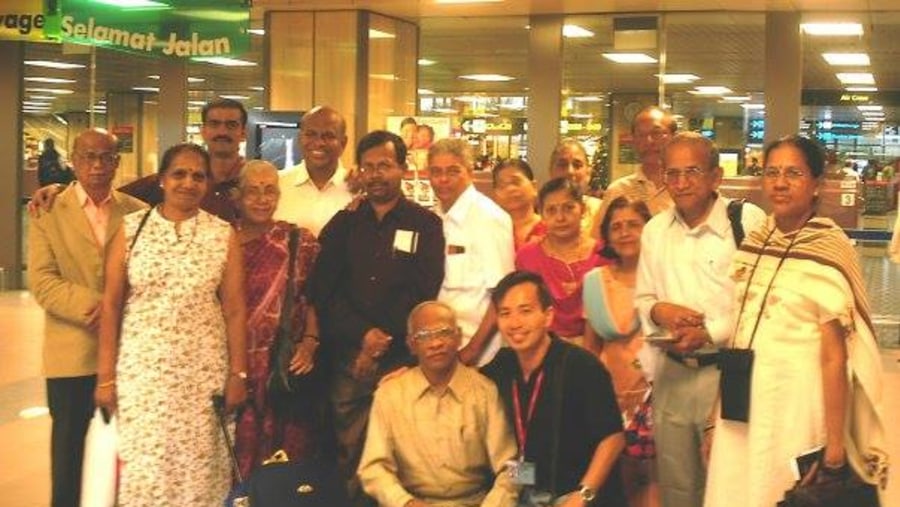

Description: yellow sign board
[0,0,48,41]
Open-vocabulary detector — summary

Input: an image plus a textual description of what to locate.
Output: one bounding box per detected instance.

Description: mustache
[213,135,232,142]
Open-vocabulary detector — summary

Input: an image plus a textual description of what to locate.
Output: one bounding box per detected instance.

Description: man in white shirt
[428,139,514,367]
[358,301,518,507]
[275,105,355,236]
[634,132,766,507]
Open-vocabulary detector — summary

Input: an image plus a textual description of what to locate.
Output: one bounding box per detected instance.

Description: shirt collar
[669,193,729,239]
[293,161,347,188]
[440,184,477,222]
[411,363,467,401]
[72,181,112,208]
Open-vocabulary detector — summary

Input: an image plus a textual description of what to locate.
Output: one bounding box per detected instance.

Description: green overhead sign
[43,0,249,58]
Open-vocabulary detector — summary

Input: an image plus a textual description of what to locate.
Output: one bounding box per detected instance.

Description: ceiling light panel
[655,73,700,84]
[836,73,875,84]
[845,86,877,92]
[602,53,658,64]
[689,86,733,95]
[563,25,594,38]
[193,57,256,67]
[822,53,870,66]
[458,74,515,82]
[25,60,85,69]
[25,77,77,84]
[800,23,863,36]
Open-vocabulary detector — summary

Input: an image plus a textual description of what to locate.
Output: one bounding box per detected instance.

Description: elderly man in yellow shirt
[358,301,519,507]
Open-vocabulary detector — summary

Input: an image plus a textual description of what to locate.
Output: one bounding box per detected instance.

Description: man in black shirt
[482,271,627,507]
[310,130,445,507]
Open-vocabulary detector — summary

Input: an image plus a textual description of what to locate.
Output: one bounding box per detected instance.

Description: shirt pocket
[442,244,482,290]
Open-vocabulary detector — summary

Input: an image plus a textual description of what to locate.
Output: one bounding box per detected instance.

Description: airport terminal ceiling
[18,2,900,125]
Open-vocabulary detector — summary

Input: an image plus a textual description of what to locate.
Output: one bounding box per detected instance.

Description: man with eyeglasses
[593,105,677,230]
[634,132,765,507]
[28,129,147,507]
[275,105,355,236]
[30,98,247,223]
[358,300,518,507]
[428,138,514,368]
[311,130,445,507]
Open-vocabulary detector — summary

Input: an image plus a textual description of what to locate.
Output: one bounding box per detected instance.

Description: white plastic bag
[80,409,117,507]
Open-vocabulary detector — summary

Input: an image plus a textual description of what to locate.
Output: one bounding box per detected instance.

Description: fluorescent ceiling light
[572,96,605,102]
[26,87,74,94]
[721,95,752,102]
[570,113,593,119]
[370,74,398,81]
[23,101,52,106]
[845,86,878,92]
[92,0,169,7]
[862,112,885,117]
[655,73,700,84]
[253,106,264,110]
[193,57,257,67]
[822,53,870,66]
[29,95,57,100]
[248,29,265,36]
[25,77,76,84]
[801,23,863,36]
[689,86,733,95]
[433,108,458,114]
[219,94,249,100]
[188,100,207,105]
[857,105,883,111]
[418,59,436,66]
[458,74,515,82]
[741,104,765,110]
[248,86,265,91]
[417,88,435,95]
[25,60,85,70]
[836,72,875,84]
[53,114,68,125]
[563,25,594,38]
[368,29,396,39]
[602,53,658,64]
[132,86,160,92]
[147,74,204,83]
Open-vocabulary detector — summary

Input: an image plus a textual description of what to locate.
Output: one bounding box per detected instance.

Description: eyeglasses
[663,166,706,184]
[411,326,457,343]
[762,166,808,181]
[204,119,242,131]
[76,151,118,165]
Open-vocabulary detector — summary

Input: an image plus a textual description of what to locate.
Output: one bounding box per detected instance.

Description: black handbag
[718,348,754,422]
[266,228,323,414]
[777,462,880,507]
[246,450,346,507]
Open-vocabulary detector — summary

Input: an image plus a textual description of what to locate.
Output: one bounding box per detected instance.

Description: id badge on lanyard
[506,370,544,486]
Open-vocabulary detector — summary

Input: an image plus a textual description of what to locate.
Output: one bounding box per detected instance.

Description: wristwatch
[577,484,596,502]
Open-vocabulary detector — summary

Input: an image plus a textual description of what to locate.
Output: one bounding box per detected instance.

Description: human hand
[28,183,63,216]
[556,492,588,507]
[94,382,117,414]
[224,376,248,413]
[289,337,318,375]
[345,166,364,195]
[404,499,431,507]
[457,341,480,366]
[361,328,392,359]
[344,194,365,212]
[669,325,711,353]
[650,302,704,331]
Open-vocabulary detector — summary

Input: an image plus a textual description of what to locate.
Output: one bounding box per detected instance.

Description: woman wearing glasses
[95,143,248,506]
[704,136,887,507]
[232,160,323,479]
[515,177,610,345]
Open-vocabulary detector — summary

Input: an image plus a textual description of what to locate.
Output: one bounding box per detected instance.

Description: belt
[665,351,720,368]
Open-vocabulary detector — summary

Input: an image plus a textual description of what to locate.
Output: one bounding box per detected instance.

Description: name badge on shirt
[447,244,466,255]
[506,459,536,486]
[393,229,418,254]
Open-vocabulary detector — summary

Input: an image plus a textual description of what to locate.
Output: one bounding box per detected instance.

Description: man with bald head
[28,129,146,507]
[275,105,355,236]
[358,301,518,507]
[594,105,677,228]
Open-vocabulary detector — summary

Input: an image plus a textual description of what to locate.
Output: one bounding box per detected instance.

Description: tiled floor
[2,286,898,506]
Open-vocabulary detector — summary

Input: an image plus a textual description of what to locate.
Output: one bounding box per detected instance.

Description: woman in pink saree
[233,160,322,478]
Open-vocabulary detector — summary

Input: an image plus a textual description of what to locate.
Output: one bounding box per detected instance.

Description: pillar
[764,12,802,144]
[0,42,24,289]
[158,59,187,155]
[527,15,564,183]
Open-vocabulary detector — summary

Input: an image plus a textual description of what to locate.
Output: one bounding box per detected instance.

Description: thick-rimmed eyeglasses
[411,326,458,343]
[76,151,118,165]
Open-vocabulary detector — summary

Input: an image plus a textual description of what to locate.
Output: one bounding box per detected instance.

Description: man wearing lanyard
[482,271,627,507]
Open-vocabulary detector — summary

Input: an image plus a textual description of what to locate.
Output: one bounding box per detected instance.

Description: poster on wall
[385,116,451,208]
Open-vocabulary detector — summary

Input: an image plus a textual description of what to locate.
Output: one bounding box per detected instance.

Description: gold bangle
[97,379,116,389]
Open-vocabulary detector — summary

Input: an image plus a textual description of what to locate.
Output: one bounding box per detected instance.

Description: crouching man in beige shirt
[358,301,519,507]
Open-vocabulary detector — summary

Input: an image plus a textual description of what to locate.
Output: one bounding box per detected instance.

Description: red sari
[234,221,320,478]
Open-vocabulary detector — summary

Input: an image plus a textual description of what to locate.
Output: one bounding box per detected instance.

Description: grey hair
[406,300,458,336]
[238,159,279,189]
[427,138,474,172]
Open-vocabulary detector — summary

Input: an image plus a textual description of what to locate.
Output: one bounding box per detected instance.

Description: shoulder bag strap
[128,206,154,253]
[727,199,745,247]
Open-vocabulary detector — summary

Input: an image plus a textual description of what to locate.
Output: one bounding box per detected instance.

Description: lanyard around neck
[512,370,545,459]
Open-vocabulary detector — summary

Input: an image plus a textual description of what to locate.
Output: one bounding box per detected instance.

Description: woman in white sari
[704,135,888,507]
